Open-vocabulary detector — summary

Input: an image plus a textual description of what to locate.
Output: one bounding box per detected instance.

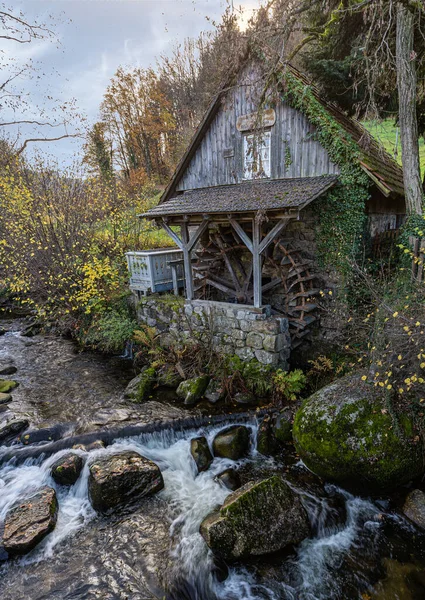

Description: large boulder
[88,451,164,512]
[200,475,310,560]
[176,376,210,405]
[403,489,425,529]
[213,426,250,460]
[51,453,84,485]
[293,374,423,491]
[190,436,213,473]
[3,486,58,555]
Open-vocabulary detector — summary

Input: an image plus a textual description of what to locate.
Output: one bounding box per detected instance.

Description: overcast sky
[5,0,258,166]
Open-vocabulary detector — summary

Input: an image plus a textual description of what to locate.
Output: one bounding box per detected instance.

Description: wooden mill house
[129,60,405,367]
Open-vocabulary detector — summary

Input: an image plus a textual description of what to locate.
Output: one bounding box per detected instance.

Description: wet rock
[403,489,425,529]
[0,365,17,376]
[257,414,279,456]
[213,426,250,460]
[88,450,164,512]
[51,453,84,485]
[205,379,225,404]
[293,373,423,491]
[176,375,210,406]
[274,408,293,443]
[0,392,12,405]
[20,322,41,337]
[0,419,29,444]
[190,436,213,472]
[215,468,241,491]
[200,475,310,560]
[233,392,257,406]
[0,327,6,336]
[124,367,156,402]
[86,439,105,451]
[19,424,69,445]
[0,379,18,394]
[3,486,58,555]
[257,409,293,456]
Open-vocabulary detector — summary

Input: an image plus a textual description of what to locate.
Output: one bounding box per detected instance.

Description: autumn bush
[0,155,172,336]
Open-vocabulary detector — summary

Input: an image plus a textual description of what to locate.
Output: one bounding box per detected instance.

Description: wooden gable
[175,64,340,193]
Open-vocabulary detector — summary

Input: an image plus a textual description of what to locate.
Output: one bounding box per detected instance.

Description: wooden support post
[181,222,194,301]
[228,217,253,252]
[161,219,183,249]
[252,217,262,308]
[258,217,291,254]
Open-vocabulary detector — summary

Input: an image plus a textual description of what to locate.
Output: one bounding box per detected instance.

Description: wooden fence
[410,236,425,283]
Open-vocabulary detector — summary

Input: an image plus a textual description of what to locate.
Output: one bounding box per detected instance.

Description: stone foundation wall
[136,297,291,369]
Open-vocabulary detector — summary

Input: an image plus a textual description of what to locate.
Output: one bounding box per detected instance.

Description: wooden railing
[410,236,425,283]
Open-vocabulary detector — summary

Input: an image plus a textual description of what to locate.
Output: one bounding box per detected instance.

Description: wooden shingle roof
[142,175,338,218]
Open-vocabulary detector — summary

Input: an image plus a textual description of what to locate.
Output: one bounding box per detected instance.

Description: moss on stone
[176,375,210,405]
[0,379,18,393]
[293,374,423,491]
[135,367,157,402]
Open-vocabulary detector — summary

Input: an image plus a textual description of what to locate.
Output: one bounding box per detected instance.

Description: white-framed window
[243,130,271,180]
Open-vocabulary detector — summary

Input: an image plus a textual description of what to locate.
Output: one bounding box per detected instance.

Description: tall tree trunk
[396,2,423,215]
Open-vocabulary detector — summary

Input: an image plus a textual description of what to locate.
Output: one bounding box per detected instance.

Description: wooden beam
[228,217,253,253]
[181,222,194,301]
[161,220,183,249]
[259,218,291,254]
[187,218,209,252]
[252,217,262,308]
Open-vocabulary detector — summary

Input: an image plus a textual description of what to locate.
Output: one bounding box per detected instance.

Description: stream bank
[1,318,425,599]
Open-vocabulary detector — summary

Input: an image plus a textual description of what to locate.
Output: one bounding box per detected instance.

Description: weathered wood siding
[176,67,340,192]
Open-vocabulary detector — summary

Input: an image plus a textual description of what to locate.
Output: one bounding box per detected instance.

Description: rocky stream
[1,318,425,600]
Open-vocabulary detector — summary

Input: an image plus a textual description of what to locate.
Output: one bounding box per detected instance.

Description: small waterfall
[0,417,414,600]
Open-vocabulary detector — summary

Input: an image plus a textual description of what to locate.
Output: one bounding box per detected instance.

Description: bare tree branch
[0,119,62,127]
[16,134,82,156]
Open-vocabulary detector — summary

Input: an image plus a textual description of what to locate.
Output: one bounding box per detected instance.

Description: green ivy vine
[278,70,370,274]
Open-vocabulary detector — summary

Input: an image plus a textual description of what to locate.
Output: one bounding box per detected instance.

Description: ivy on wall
[278,70,370,273]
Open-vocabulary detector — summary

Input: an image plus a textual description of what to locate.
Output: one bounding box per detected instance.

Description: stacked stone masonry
[136,298,291,369]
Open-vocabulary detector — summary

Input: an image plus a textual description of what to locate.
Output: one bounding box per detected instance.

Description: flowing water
[1,319,425,599]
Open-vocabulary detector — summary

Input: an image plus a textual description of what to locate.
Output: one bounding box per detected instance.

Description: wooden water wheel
[193,226,320,348]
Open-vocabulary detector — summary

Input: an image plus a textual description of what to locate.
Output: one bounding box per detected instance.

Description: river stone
[274,409,293,443]
[51,453,84,485]
[215,468,241,491]
[233,392,257,406]
[88,451,164,512]
[257,410,293,455]
[200,475,310,560]
[205,379,225,404]
[190,436,213,473]
[176,376,210,405]
[3,486,58,555]
[0,365,17,376]
[124,367,157,402]
[213,426,250,460]
[0,419,29,444]
[403,489,425,529]
[293,373,423,491]
[0,379,18,394]
[0,327,6,336]
[0,392,12,404]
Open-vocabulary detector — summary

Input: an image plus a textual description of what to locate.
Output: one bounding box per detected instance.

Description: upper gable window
[243,131,271,180]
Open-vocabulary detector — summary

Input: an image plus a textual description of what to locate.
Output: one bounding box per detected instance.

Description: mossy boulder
[200,475,310,560]
[124,367,157,402]
[51,453,84,485]
[176,375,210,406]
[190,436,213,473]
[0,379,18,394]
[0,392,12,404]
[274,409,293,443]
[213,426,250,460]
[293,373,423,491]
